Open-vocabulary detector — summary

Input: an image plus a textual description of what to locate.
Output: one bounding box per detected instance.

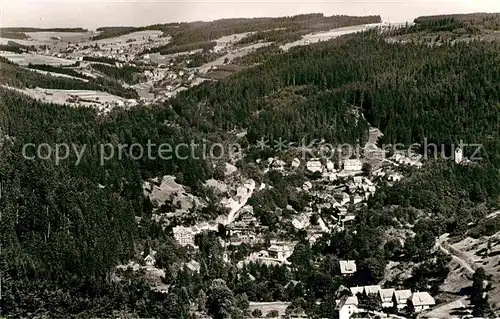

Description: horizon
[2,0,500,30]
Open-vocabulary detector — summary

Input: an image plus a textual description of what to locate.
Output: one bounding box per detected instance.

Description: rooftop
[394,289,412,303]
[380,288,395,301]
[336,295,359,309]
[411,292,436,307]
[339,260,357,274]
[364,285,382,295]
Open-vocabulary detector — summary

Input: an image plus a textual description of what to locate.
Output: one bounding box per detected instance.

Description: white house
[388,172,403,182]
[173,225,196,247]
[308,233,322,246]
[343,159,362,172]
[409,292,435,313]
[341,215,356,225]
[364,285,382,296]
[306,159,323,173]
[353,176,363,185]
[271,159,286,171]
[303,181,313,191]
[268,244,295,262]
[348,183,358,193]
[326,160,335,171]
[144,253,156,267]
[353,194,364,205]
[365,148,386,161]
[292,213,310,230]
[393,289,412,310]
[332,199,342,208]
[454,147,464,164]
[337,296,359,319]
[350,286,364,296]
[329,173,338,181]
[338,207,348,216]
[185,260,201,273]
[339,260,357,276]
[380,288,395,308]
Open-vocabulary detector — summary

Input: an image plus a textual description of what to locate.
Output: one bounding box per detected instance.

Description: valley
[1,11,500,319]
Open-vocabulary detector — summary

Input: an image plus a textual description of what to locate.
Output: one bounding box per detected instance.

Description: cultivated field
[25,31,90,44]
[196,42,272,74]
[0,51,76,66]
[248,302,290,318]
[26,68,89,82]
[132,82,154,100]
[280,23,383,51]
[81,30,169,52]
[2,85,135,114]
[0,37,45,46]
[212,31,255,51]
[450,231,500,310]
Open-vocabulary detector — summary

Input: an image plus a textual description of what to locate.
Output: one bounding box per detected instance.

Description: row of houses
[337,286,436,319]
[265,157,363,176]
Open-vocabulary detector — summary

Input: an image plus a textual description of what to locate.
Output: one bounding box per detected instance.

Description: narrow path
[436,234,475,275]
[225,179,256,225]
[486,210,500,219]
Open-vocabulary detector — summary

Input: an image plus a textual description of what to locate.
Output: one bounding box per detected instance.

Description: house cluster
[337,286,436,319]
[305,180,376,232]
[172,222,220,247]
[336,260,436,318]
[303,157,366,180]
[143,69,169,82]
[259,156,382,236]
[66,32,168,60]
[292,212,312,230]
[227,208,265,246]
[390,152,423,168]
[306,158,336,177]
[237,241,297,268]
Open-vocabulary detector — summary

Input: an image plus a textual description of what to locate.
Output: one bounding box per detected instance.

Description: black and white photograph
[1,1,500,318]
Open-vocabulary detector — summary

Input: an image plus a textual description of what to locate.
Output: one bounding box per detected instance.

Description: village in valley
[117,127,467,318]
[1,13,498,319]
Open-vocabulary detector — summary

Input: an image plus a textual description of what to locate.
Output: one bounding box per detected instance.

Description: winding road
[436,234,475,275]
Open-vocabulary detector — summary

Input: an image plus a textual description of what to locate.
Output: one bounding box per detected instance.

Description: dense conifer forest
[27,63,91,80]
[139,14,381,55]
[90,64,147,84]
[0,58,138,99]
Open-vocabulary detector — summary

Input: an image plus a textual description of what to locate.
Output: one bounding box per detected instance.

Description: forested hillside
[0,58,138,99]
[174,30,500,164]
[0,27,88,33]
[140,13,381,55]
[388,12,500,43]
[1,19,500,318]
[0,88,215,317]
